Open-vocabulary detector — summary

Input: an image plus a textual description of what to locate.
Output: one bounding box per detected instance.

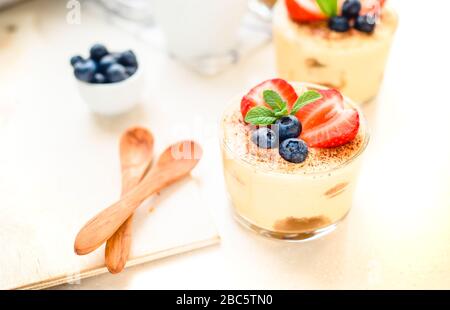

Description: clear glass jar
[220,82,370,241]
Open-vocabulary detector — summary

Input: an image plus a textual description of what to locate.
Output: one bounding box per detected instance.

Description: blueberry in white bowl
[70,43,139,85]
[71,43,144,116]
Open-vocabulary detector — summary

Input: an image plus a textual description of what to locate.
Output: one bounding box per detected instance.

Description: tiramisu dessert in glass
[220,79,369,240]
[273,0,398,103]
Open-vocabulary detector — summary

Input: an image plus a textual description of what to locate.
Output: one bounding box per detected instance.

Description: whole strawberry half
[240,79,298,120]
[295,89,344,131]
[297,88,360,148]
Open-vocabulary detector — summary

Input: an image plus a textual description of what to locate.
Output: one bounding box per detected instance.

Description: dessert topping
[241,78,298,121]
[342,0,361,19]
[285,0,385,34]
[295,88,344,131]
[354,14,376,33]
[275,115,302,142]
[328,16,351,32]
[279,138,309,163]
[296,87,359,148]
[242,80,360,162]
[251,127,279,149]
[301,106,360,148]
[285,0,327,22]
[243,79,321,125]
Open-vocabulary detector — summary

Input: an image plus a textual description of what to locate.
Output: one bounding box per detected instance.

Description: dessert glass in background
[273,0,398,103]
[152,0,249,75]
[220,82,369,241]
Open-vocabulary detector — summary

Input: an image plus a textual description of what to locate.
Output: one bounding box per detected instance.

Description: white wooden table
[1,0,449,289]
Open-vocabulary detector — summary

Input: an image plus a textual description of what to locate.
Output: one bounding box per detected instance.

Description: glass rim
[219,82,370,177]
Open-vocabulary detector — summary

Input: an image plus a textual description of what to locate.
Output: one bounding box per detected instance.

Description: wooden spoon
[74,140,202,255]
[104,127,154,274]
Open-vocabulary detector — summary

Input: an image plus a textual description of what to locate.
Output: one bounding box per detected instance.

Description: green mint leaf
[274,105,288,117]
[290,90,322,115]
[263,90,286,112]
[316,0,337,17]
[245,106,277,125]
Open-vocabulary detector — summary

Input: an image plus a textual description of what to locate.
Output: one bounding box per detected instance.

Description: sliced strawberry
[301,108,360,148]
[285,0,327,23]
[241,79,298,120]
[295,89,344,131]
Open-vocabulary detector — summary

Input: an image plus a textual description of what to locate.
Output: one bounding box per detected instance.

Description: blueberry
[74,59,97,82]
[342,0,361,19]
[70,55,84,66]
[118,50,138,67]
[125,65,138,76]
[279,138,308,164]
[354,15,376,33]
[106,63,128,83]
[328,16,350,32]
[89,43,109,61]
[92,73,106,84]
[275,115,302,142]
[98,55,117,73]
[251,127,278,149]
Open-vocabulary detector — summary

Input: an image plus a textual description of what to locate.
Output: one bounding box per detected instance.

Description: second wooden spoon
[74,140,202,255]
[104,127,154,274]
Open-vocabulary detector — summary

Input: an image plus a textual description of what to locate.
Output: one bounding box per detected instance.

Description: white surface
[1,0,449,289]
[0,1,218,290]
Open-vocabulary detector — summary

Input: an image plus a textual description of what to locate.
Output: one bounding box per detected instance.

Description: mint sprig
[244,89,322,125]
[263,90,286,112]
[290,90,323,115]
[316,0,338,17]
[244,106,277,125]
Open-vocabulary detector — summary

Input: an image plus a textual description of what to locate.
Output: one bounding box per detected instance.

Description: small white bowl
[76,66,144,116]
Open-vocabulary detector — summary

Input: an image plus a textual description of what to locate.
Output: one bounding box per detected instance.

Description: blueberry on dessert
[70,44,139,84]
[251,127,279,149]
[342,0,361,19]
[354,14,376,33]
[328,16,350,32]
[279,138,309,163]
[275,115,302,141]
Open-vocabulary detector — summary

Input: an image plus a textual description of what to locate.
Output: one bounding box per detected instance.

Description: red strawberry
[240,79,298,120]
[285,0,327,23]
[295,89,344,131]
[301,108,360,148]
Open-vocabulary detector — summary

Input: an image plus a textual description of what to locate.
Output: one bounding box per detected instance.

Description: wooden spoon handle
[105,214,134,273]
[104,169,146,273]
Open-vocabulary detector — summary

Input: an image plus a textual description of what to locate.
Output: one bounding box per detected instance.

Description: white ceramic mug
[152,0,248,62]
